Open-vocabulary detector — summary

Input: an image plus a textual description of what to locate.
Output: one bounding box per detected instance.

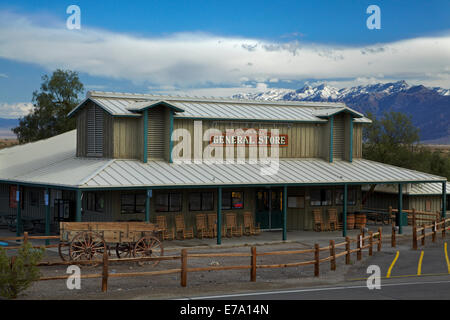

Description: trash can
[399,211,409,226]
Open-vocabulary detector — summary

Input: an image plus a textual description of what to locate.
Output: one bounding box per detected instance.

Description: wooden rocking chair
[243,211,260,235]
[175,215,194,239]
[224,213,243,237]
[313,209,325,232]
[196,214,212,239]
[207,213,217,237]
[156,215,175,240]
[327,209,341,231]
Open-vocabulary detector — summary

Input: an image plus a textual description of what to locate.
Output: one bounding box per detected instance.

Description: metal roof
[1,130,444,189]
[362,183,445,195]
[68,91,372,123]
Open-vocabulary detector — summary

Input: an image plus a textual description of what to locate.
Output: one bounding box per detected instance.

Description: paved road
[183,240,450,300]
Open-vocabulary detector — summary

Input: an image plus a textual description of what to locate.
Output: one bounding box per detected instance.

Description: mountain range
[233,81,450,144]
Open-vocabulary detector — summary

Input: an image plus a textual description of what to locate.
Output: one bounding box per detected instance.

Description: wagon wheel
[133,236,164,266]
[69,231,106,262]
[115,242,134,259]
[58,241,70,261]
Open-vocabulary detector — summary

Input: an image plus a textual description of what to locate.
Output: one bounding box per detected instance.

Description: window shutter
[87,105,104,157]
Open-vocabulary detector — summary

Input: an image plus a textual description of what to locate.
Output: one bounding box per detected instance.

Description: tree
[0,243,45,299]
[12,69,84,143]
[363,111,450,180]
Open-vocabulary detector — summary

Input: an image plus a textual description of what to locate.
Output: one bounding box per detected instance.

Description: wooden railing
[390,207,440,226]
[26,228,383,292]
[412,218,450,250]
[0,232,60,250]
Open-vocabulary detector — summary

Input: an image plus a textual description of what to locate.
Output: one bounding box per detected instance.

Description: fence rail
[4,227,382,292]
[412,217,450,250]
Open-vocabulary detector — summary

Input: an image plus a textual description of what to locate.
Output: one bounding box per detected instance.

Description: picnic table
[359,209,393,225]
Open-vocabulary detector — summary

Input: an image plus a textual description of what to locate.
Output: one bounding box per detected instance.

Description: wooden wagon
[58,222,163,265]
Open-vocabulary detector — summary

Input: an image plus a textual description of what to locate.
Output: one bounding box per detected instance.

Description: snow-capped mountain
[232,81,450,143]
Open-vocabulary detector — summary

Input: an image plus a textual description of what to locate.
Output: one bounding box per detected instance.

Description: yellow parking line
[387,251,399,278]
[417,250,424,276]
[445,242,450,274]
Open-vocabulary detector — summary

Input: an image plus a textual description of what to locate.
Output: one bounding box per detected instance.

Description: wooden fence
[0,228,383,292]
[389,207,441,226]
[412,217,450,250]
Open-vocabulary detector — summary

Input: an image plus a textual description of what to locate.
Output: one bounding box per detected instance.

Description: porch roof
[0,130,445,189]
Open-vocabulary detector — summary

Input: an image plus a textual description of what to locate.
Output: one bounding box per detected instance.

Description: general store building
[0,91,447,243]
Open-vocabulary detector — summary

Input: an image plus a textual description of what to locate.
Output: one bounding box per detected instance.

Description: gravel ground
[13,235,411,300]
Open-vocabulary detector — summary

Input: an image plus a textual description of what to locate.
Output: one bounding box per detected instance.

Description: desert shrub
[0,243,45,299]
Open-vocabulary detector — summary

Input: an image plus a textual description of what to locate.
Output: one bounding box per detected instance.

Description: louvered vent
[148,107,165,159]
[333,115,344,160]
[87,105,104,157]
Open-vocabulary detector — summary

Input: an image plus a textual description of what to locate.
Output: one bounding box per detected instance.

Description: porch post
[145,189,152,222]
[75,189,82,222]
[282,185,287,241]
[143,109,148,163]
[16,185,22,237]
[217,187,222,245]
[398,184,403,234]
[443,181,447,219]
[342,184,347,237]
[45,188,51,245]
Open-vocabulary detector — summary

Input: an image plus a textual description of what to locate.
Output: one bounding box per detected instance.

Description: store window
[156,193,182,212]
[222,191,244,210]
[87,193,105,213]
[189,192,214,211]
[310,189,332,206]
[30,190,39,207]
[288,196,305,209]
[120,193,146,214]
[335,188,356,206]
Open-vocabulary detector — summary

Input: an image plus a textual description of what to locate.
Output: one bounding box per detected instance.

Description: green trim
[443,182,447,218]
[343,184,347,237]
[217,187,222,245]
[143,109,148,163]
[77,180,446,192]
[398,184,403,234]
[45,188,51,245]
[329,116,334,163]
[130,101,185,113]
[169,110,174,163]
[0,180,77,191]
[76,189,82,222]
[349,118,353,162]
[145,188,151,222]
[316,108,363,119]
[16,184,22,237]
[282,185,287,241]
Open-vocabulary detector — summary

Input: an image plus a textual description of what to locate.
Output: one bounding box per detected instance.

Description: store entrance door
[255,189,283,230]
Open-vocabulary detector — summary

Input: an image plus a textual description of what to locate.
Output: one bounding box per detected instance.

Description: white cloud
[0,11,449,92]
[0,73,7,78]
[0,102,33,118]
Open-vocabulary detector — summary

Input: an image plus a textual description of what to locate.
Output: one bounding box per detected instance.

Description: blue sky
[0,0,449,118]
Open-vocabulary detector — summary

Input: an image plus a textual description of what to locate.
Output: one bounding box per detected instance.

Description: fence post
[357,234,362,261]
[391,225,396,248]
[23,231,28,245]
[345,236,350,265]
[329,240,336,271]
[377,227,382,252]
[361,227,365,247]
[412,209,416,227]
[412,225,417,250]
[102,249,109,292]
[421,224,425,246]
[369,232,373,256]
[314,243,320,277]
[250,246,256,282]
[443,219,446,239]
[181,249,187,287]
[432,220,437,243]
